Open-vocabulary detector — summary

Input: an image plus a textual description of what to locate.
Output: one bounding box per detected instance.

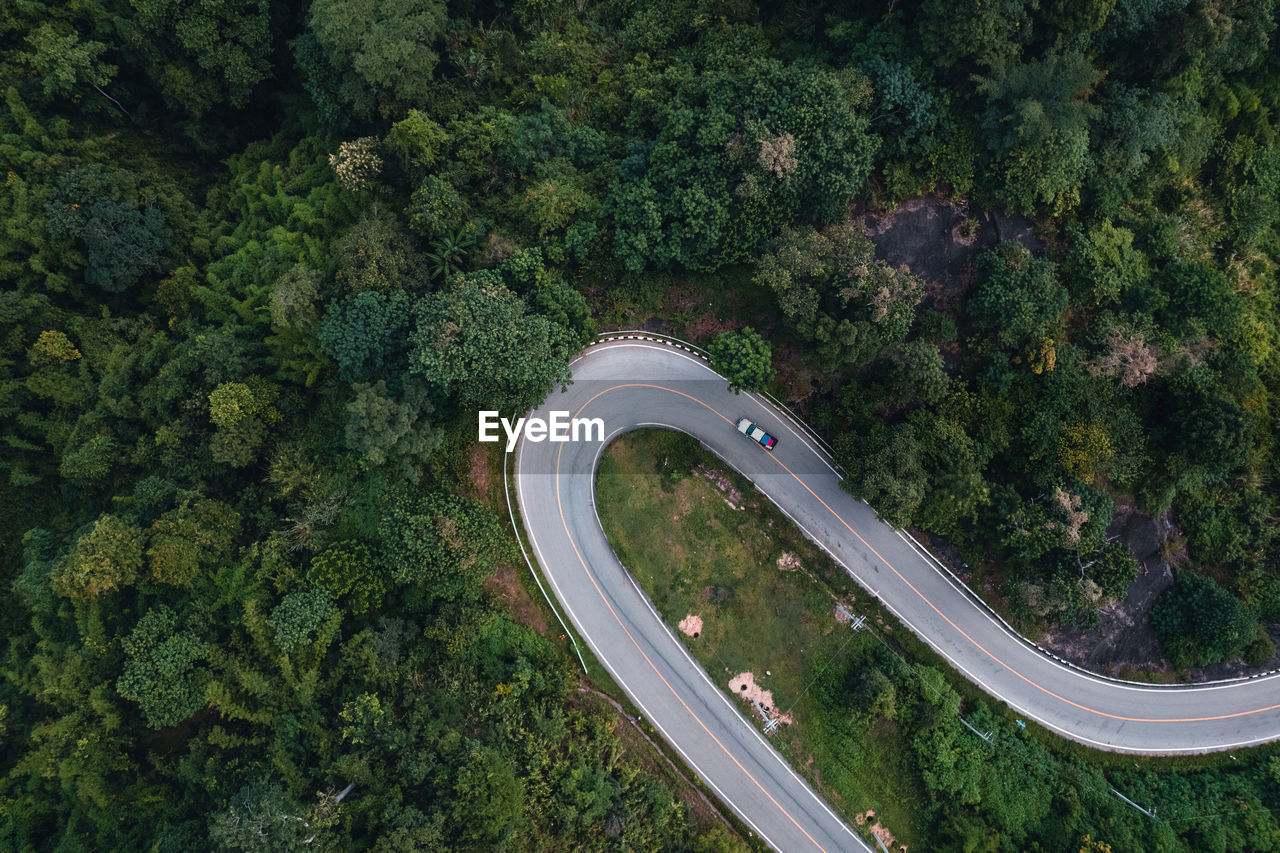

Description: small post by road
[835,605,866,631]
[749,697,780,734]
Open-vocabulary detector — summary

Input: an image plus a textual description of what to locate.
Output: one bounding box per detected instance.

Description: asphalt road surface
[513,337,1280,851]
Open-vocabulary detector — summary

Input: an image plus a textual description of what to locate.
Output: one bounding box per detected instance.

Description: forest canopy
[3,0,1280,851]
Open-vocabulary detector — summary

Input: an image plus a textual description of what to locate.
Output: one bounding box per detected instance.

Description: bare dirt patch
[696,464,743,508]
[678,614,703,638]
[727,671,793,726]
[777,551,802,572]
[467,444,495,502]
[854,810,906,852]
[484,563,549,636]
[684,311,744,341]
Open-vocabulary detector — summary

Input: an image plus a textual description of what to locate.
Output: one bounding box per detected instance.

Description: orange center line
[566,383,1280,727]
[554,384,833,853]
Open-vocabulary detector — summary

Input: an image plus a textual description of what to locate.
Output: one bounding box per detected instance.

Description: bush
[1152,570,1257,669]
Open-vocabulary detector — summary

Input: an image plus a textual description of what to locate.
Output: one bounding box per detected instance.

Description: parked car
[736,417,777,451]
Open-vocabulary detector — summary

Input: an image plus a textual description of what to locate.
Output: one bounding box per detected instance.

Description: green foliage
[385,109,448,177]
[20,23,116,104]
[344,380,440,480]
[409,275,572,414]
[208,378,282,467]
[975,50,1102,212]
[306,0,447,119]
[123,0,273,121]
[1063,220,1149,305]
[863,56,935,151]
[334,208,426,292]
[146,498,240,587]
[377,492,510,605]
[50,514,144,600]
[268,588,338,652]
[919,0,1032,69]
[306,539,386,614]
[967,242,1069,347]
[609,59,877,271]
[888,339,949,407]
[755,224,922,367]
[835,423,927,529]
[317,290,415,382]
[708,327,774,394]
[116,606,211,728]
[1153,570,1258,668]
[45,166,171,293]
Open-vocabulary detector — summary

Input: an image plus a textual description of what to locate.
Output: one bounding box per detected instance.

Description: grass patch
[596,429,1280,852]
[597,428,927,849]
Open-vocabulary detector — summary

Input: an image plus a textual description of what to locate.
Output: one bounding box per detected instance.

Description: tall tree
[708,327,775,394]
[305,0,447,118]
[409,275,572,414]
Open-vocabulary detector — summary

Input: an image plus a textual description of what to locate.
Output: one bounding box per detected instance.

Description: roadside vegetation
[599,429,1280,853]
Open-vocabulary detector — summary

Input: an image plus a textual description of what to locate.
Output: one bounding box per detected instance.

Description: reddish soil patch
[777,551,802,572]
[678,614,703,638]
[696,464,742,507]
[484,563,549,636]
[467,444,495,503]
[727,671,793,726]
[853,810,906,852]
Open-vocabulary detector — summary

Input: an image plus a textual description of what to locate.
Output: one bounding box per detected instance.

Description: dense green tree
[708,327,774,394]
[385,109,448,178]
[207,378,282,467]
[45,167,171,294]
[306,539,386,614]
[1063,220,1149,305]
[317,290,416,382]
[146,498,240,587]
[306,0,447,118]
[116,606,210,728]
[610,59,877,271]
[121,0,273,122]
[49,514,144,601]
[408,275,571,414]
[975,50,1103,212]
[755,224,922,366]
[888,339,949,407]
[911,408,991,537]
[344,380,440,480]
[967,242,1069,347]
[1153,570,1258,668]
[919,0,1033,69]
[335,208,427,292]
[835,423,927,529]
[863,56,935,151]
[377,492,510,605]
[19,23,116,105]
[268,588,339,653]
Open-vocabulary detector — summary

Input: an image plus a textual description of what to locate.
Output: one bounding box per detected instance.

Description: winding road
[512,336,1280,852]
